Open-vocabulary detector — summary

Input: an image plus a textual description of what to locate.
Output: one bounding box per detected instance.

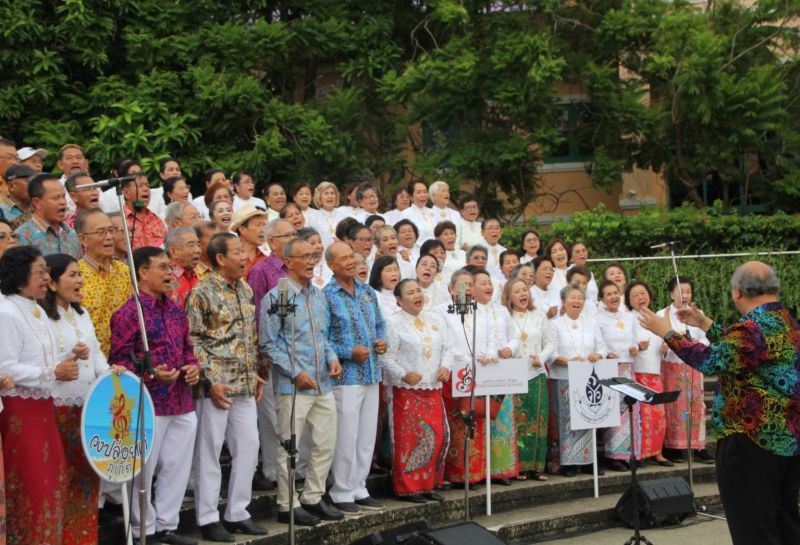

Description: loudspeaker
[408,522,507,545]
[615,477,695,529]
[350,520,432,545]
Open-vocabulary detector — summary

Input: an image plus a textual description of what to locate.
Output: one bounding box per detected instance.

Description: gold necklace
[405,312,434,360]
[565,314,584,357]
[512,310,530,342]
[10,297,56,369]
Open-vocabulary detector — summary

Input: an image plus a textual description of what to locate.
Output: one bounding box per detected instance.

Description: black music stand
[599,377,680,545]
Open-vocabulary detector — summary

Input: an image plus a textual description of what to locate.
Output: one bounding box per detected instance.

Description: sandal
[530,471,548,481]
[515,473,528,481]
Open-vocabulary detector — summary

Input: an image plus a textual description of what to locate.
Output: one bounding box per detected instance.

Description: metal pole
[587,249,800,264]
[463,304,477,522]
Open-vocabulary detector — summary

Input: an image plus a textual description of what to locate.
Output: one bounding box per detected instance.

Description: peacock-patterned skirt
[391,387,448,496]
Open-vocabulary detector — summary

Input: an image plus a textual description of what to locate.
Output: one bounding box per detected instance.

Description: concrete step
[100,462,717,545]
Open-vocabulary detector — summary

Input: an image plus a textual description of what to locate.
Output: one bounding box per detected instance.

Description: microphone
[95,174,140,186]
[650,241,679,249]
[277,277,291,319]
[457,281,466,307]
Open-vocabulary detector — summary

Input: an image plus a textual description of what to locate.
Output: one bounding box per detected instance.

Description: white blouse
[531,284,560,317]
[50,305,109,406]
[442,248,466,282]
[402,205,436,245]
[383,208,407,226]
[551,267,569,292]
[432,205,460,225]
[377,288,399,320]
[438,301,518,363]
[596,308,638,364]
[632,310,663,375]
[421,280,451,312]
[548,313,608,380]
[308,208,347,248]
[456,220,483,250]
[656,305,710,363]
[0,295,58,400]
[380,310,452,390]
[233,195,267,212]
[511,309,556,380]
[311,260,333,290]
[484,240,507,281]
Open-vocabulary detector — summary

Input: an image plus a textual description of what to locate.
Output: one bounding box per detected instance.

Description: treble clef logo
[456,365,474,393]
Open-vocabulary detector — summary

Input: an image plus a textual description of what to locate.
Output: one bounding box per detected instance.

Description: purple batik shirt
[110,291,198,416]
[247,253,288,322]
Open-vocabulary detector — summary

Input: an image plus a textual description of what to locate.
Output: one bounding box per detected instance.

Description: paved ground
[531,514,731,544]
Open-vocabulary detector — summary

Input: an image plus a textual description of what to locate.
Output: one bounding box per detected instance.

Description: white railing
[587,250,800,263]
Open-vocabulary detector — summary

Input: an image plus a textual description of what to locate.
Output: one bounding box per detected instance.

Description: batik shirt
[110,292,198,416]
[15,216,81,258]
[247,253,287,321]
[124,204,166,249]
[323,277,386,386]
[0,199,32,229]
[186,271,259,397]
[260,277,338,396]
[168,262,199,309]
[666,301,800,456]
[79,257,132,356]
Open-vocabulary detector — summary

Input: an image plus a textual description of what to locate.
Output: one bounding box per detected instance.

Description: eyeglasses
[0,233,19,241]
[145,263,171,272]
[463,205,479,211]
[286,253,317,263]
[84,227,119,237]
[32,265,50,278]
[355,237,372,244]
[0,153,17,161]
[272,231,297,239]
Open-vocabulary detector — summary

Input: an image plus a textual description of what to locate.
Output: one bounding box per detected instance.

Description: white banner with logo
[568,359,621,431]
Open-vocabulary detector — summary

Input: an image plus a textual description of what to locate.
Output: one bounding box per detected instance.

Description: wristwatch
[663,329,678,342]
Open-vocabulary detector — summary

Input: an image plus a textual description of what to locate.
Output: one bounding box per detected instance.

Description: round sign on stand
[81,370,156,483]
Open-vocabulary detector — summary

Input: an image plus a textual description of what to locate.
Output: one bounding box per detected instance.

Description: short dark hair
[291,181,313,199]
[365,215,384,229]
[28,172,61,201]
[64,171,92,193]
[567,265,591,283]
[405,179,427,196]
[389,186,409,210]
[347,222,369,241]
[133,246,166,281]
[624,280,653,311]
[532,255,554,271]
[393,219,419,240]
[203,168,223,185]
[0,137,16,148]
[434,221,457,238]
[158,157,179,174]
[415,253,440,272]
[393,278,418,298]
[0,246,42,296]
[207,232,237,268]
[419,239,445,258]
[519,229,541,255]
[598,279,619,300]
[667,275,694,294]
[545,238,569,262]
[356,182,379,202]
[162,175,187,204]
[232,170,254,187]
[41,254,84,320]
[369,256,398,291]
[499,249,520,267]
[481,217,501,230]
[602,261,629,284]
[458,193,478,209]
[335,217,360,242]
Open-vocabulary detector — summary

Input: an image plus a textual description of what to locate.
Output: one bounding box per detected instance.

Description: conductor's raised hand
[676,303,713,331]
[637,308,672,338]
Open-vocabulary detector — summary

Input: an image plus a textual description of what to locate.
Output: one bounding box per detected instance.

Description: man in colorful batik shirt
[639,261,800,545]
[111,246,200,545]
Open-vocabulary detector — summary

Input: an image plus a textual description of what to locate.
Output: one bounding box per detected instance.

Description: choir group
[0,142,713,545]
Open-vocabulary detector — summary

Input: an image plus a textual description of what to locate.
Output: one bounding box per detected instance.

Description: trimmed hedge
[499,202,800,324]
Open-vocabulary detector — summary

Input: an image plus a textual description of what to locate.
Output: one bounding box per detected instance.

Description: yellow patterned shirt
[186,271,259,397]
[79,257,133,356]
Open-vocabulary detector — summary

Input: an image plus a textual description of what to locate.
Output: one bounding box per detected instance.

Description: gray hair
[560,284,586,301]
[165,226,196,252]
[282,237,304,258]
[64,171,92,192]
[295,227,320,241]
[75,207,107,234]
[165,201,191,227]
[731,262,780,297]
[324,241,349,263]
[264,218,290,239]
[466,244,488,260]
[429,180,448,197]
[373,225,396,244]
[449,268,472,287]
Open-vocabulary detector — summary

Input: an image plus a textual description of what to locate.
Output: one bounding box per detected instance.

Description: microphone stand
[80,176,155,545]
[448,292,477,521]
[268,291,298,545]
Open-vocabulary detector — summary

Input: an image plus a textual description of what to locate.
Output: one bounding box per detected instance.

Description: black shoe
[133,535,155,545]
[155,530,198,545]
[354,496,384,511]
[607,460,629,472]
[655,457,675,467]
[399,494,427,504]
[424,492,444,502]
[301,499,344,521]
[277,507,320,526]
[695,449,715,463]
[559,466,577,477]
[334,502,361,516]
[580,465,604,476]
[198,522,235,543]
[252,472,277,491]
[492,478,513,486]
[437,482,454,491]
[222,518,268,536]
[663,448,684,462]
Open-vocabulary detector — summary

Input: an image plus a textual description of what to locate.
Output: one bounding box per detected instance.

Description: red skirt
[635,373,666,458]
[662,361,706,449]
[391,388,447,496]
[0,430,5,545]
[55,405,99,545]
[442,379,486,484]
[0,396,66,545]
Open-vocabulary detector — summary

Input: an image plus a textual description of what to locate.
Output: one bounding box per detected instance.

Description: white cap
[17,147,48,161]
